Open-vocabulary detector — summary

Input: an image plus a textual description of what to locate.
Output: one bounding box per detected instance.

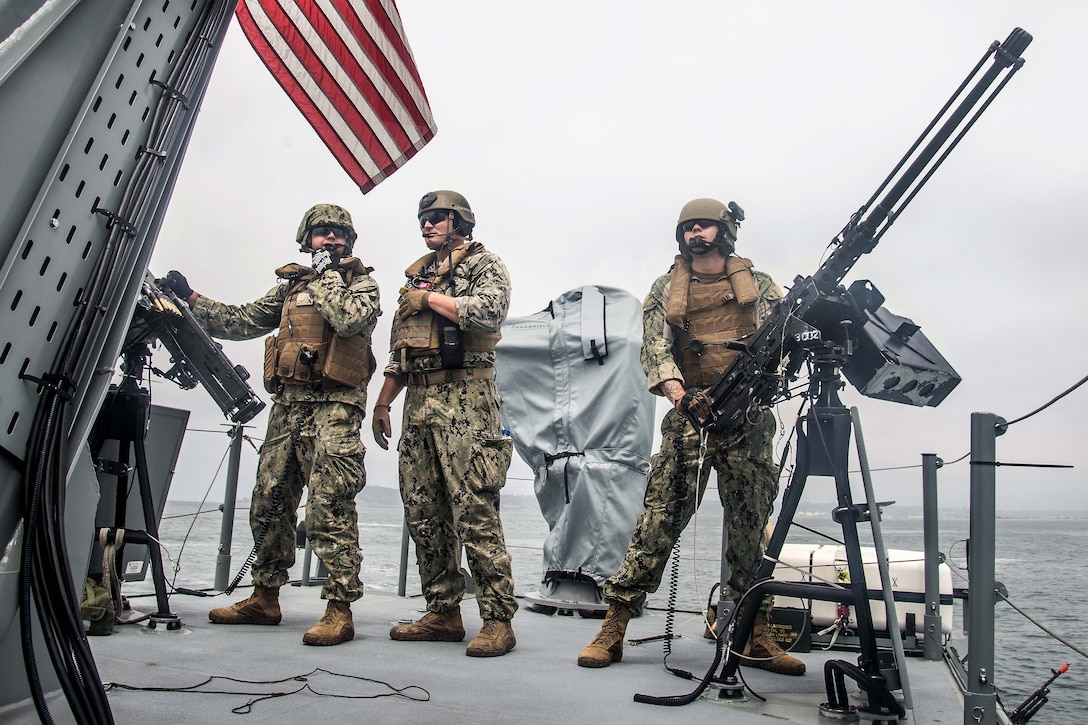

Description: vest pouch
[276,339,330,385]
[276,340,318,384]
[300,342,326,383]
[263,335,280,394]
[438,317,465,369]
[323,334,374,388]
[276,339,301,382]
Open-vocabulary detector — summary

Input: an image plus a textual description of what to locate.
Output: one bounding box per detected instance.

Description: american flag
[236,0,437,193]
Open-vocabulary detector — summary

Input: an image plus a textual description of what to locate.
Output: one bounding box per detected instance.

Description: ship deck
[17,584,966,724]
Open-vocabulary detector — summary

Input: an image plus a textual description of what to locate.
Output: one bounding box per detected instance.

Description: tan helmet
[418,190,475,236]
[675,198,740,242]
[295,203,358,250]
[675,197,744,260]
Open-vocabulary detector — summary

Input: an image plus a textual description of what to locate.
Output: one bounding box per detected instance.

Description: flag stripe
[236,0,437,193]
[242,1,383,184]
[311,1,418,156]
[332,0,435,142]
[237,1,375,186]
[282,3,402,167]
[357,0,436,133]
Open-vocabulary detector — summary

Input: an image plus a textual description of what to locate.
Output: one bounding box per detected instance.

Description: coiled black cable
[660,540,693,680]
[658,415,699,680]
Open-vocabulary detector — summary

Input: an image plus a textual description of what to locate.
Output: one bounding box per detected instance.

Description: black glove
[161,270,193,300]
[311,249,340,274]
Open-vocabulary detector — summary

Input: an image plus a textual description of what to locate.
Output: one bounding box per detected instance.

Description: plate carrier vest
[665,255,760,388]
[262,257,375,392]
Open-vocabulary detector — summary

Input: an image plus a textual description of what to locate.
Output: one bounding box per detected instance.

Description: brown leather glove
[398,288,431,318]
[675,387,712,421]
[371,405,392,450]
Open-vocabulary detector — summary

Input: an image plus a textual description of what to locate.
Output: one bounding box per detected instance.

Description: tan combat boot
[208,586,281,625]
[303,600,354,646]
[466,619,516,657]
[389,606,466,641]
[741,611,806,676]
[577,603,633,668]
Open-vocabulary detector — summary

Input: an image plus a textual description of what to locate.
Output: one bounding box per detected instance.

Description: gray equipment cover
[495,285,655,588]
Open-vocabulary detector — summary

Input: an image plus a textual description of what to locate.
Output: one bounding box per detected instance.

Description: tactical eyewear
[311,226,349,240]
[680,219,719,234]
[418,209,449,227]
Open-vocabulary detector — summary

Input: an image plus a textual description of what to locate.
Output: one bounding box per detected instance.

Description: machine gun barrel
[813,27,1031,296]
[694,28,1031,430]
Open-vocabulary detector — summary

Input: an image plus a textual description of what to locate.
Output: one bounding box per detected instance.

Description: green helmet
[295,203,358,250]
[675,198,743,259]
[418,190,475,236]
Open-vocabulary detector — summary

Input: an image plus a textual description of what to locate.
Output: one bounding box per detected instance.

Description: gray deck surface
[27,584,972,724]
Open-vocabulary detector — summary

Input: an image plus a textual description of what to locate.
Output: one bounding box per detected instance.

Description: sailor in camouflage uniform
[371,190,518,657]
[161,203,380,647]
[577,198,805,675]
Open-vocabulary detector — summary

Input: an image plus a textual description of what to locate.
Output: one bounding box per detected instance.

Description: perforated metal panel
[0,0,231,461]
[0,0,236,711]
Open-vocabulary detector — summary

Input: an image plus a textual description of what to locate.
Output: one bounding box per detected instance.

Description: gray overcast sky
[148,1,1088,513]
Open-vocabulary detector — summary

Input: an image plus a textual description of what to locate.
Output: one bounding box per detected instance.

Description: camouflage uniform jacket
[641,257,783,394]
[191,264,381,407]
[384,243,511,377]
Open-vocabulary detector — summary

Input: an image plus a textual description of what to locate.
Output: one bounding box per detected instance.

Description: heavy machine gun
[86,273,266,634]
[690,28,1033,431]
[125,272,265,424]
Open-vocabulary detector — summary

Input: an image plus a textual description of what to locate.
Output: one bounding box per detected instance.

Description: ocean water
[126,491,1087,724]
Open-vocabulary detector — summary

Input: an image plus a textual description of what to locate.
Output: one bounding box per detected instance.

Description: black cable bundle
[20,212,119,725]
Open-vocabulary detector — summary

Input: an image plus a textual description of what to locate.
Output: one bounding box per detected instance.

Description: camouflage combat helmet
[418,190,475,237]
[296,203,358,251]
[675,198,742,259]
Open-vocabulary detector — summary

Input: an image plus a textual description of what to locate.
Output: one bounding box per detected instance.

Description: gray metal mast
[0,1,237,720]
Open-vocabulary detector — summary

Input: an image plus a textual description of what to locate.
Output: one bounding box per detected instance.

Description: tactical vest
[390,241,501,361]
[665,256,759,387]
[262,258,375,392]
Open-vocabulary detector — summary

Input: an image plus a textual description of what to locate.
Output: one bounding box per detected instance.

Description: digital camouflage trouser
[398,378,518,621]
[248,399,367,602]
[605,407,779,615]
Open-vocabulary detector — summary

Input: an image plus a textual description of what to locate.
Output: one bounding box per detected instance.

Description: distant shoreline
[164,488,1088,520]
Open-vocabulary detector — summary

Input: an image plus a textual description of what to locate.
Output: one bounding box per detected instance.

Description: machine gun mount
[693,28,1032,431]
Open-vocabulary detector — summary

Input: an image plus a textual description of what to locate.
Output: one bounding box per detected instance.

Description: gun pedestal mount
[89,343,181,631]
[715,345,906,721]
